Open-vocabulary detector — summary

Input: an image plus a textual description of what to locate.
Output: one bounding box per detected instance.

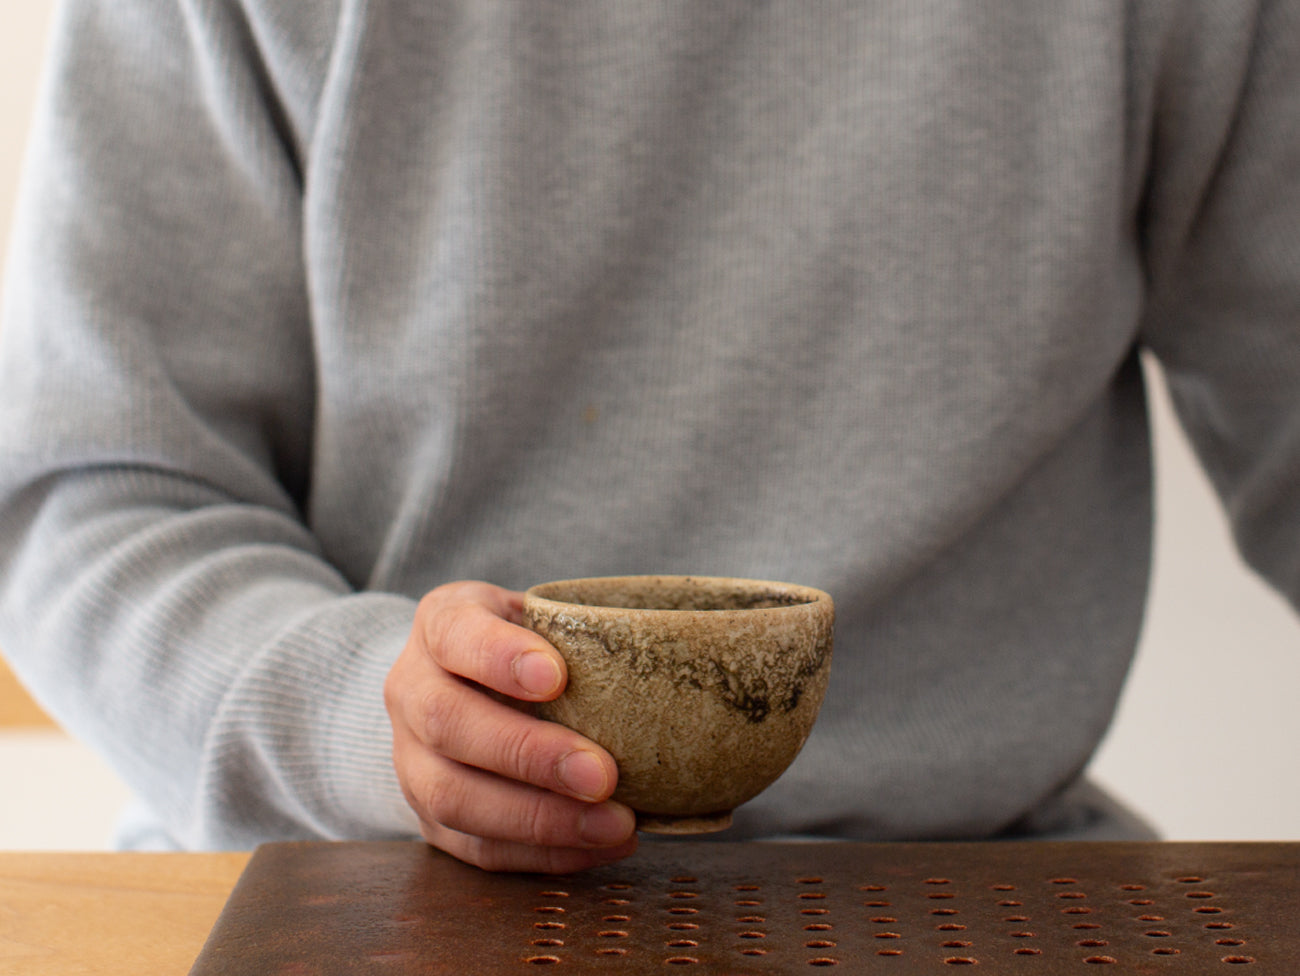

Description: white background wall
[2,2,1297,849]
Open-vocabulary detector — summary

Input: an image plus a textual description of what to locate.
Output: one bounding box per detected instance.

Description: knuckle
[417,820,444,848]
[466,837,530,875]
[440,609,481,665]
[472,839,523,874]
[382,669,400,711]
[414,587,451,630]
[418,763,470,829]
[417,596,459,661]
[396,751,450,826]
[427,603,496,679]
[456,835,496,871]
[495,719,557,787]
[382,654,415,712]
[434,579,486,600]
[416,683,465,755]
[494,787,565,848]
[419,585,481,648]
[421,581,491,624]
[423,580,474,608]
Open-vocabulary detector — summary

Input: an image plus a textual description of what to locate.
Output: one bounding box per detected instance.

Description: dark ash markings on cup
[530,612,830,725]
[713,663,773,723]
[711,633,830,723]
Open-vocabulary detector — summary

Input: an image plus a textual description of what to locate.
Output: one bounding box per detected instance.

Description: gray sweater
[2,0,1297,850]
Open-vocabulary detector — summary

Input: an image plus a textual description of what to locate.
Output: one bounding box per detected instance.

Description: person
[1,1,1297,874]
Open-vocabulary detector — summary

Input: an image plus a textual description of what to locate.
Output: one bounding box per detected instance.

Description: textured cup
[522,575,834,834]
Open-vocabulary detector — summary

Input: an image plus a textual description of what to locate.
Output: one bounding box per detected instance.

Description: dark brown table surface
[189,840,1297,974]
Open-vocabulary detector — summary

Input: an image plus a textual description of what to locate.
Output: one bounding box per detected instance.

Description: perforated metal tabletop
[188,840,1297,974]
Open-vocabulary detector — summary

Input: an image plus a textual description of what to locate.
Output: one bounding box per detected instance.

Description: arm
[1138,0,1300,607]
[0,1,636,868]
[0,0,407,847]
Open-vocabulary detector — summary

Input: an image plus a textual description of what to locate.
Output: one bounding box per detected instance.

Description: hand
[386,581,639,873]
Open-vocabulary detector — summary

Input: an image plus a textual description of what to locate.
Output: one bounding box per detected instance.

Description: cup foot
[635,811,734,835]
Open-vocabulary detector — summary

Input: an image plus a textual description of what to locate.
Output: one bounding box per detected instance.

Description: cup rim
[523,574,832,614]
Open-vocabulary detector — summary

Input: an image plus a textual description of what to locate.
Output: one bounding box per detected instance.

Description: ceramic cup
[522,575,834,834]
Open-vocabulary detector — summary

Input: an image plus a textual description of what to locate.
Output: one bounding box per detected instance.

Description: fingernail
[579,803,635,846]
[513,650,563,697]
[556,749,609,801]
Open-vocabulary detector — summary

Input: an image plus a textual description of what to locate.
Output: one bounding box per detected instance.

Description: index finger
[418,581,568,702]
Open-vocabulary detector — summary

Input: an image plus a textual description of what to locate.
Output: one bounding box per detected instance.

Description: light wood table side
[0,851,249,975]
[0,657,55,729]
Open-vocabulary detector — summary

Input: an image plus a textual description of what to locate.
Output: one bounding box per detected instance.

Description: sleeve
[1137,0,1300,607]
[0,0,420,847]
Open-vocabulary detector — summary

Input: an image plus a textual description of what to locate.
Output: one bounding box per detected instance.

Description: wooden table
[0,851,249,975]
[0,656,56,729]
